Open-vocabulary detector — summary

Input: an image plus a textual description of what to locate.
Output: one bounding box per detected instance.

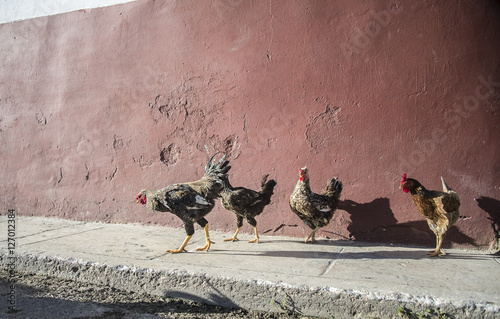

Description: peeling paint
[159,144,180,167]
[306,105,342,151]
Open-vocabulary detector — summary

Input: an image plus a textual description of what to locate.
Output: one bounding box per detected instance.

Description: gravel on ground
[0,269,314,319]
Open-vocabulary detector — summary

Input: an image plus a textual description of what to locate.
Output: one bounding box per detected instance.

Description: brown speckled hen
[220,174,277,244]
[400,173,460,257]
[289,167,343,243]
[136,154,230,253]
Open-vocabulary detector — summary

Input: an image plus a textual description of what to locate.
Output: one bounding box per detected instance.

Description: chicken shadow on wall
[476,196,500,253]
[338,198,397,241]
[338,197,475,248]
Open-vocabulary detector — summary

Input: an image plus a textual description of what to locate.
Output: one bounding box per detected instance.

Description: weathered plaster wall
[1,0,499,248]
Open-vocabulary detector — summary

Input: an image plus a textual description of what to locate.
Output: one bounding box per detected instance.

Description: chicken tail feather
[205,155,230,177]
[441,176,453,193]
[324,177,343,200]
[203,145,230,177]
[260,174,270,187]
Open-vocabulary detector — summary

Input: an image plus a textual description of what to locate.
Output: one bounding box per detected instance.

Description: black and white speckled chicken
[220,174,277,244]
[136,153,230,253]
[289,167,343,243]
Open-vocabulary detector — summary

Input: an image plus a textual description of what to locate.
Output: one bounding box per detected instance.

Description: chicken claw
[224,227,241,242]
[224,226,260,243]
[305,229,318,243]
[196,240,215,252]
[248,227,260,243]
[428,249,446,257]
[166,235,192,254]
[196,225,215,252]
[167,248,188,254]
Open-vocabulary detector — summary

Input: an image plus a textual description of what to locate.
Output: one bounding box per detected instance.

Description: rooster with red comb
[289,167,343,243]
[400,173,461,257]
[136,152,230,253]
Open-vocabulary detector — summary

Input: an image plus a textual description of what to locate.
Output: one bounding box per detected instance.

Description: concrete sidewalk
[1,216,499,318]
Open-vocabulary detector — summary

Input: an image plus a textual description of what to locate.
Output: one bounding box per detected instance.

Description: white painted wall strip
[0,0,138,24]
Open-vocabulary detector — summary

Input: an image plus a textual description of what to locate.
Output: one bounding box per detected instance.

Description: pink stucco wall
[1,0,499,248]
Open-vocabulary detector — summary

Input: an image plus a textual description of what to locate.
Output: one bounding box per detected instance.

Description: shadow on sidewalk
[222,248,494,261]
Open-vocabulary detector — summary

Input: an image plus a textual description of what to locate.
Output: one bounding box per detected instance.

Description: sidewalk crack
[20,227,106,245]
[320,247,344,276]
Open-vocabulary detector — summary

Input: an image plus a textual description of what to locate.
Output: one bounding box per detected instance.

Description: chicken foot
[167,235,192,254]
[428,234,446,257]
[196,224,215,252]
[224,227,241,242]
[305,229,318,243]
[248,226,260,243]
[428,249,445,257]
[224,226,260,243]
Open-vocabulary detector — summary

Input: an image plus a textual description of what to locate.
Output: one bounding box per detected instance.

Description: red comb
[401,173,407,182]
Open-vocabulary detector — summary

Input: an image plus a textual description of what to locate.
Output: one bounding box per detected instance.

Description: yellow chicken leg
[196,224,215,252]
[167,235,192,254]
[224,227,241,242]
[248,226,260,243]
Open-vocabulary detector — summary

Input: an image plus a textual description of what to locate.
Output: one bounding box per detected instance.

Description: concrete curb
[4,252,499,319]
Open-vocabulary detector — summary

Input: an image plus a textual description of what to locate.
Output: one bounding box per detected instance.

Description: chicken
[400,173,460,257]
[136,153,230,253]
[289,167,343,243]
[220,174,277,244]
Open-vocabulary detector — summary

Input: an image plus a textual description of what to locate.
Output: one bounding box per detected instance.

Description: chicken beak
[400,182,410,193]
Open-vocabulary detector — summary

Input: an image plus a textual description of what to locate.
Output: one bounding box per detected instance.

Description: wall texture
[1,0,499,248]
